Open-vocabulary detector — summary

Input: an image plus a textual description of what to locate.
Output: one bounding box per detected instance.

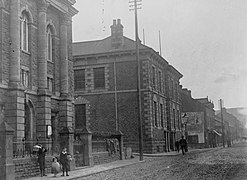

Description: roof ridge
[73,36,111,44]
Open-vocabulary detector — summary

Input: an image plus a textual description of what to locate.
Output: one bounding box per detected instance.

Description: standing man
[38,145,47,177]
[179,136,187,155]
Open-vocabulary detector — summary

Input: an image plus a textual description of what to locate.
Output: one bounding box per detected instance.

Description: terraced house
[0,0,78,179]
[72,19,183,154]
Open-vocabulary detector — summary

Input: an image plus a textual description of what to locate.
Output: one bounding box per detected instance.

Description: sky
[72,0,247,110]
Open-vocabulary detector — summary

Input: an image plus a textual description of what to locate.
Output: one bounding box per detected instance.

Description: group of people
[37,145,71,177]
[175,135,188,155]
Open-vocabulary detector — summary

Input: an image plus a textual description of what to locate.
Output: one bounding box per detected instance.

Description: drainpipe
[114,56,118,131]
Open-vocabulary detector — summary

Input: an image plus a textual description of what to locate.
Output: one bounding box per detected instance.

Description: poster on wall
[182,112,204,133]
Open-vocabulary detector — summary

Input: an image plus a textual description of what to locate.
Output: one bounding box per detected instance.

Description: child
[51,157,60,177]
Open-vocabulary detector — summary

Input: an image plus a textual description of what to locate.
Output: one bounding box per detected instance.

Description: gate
[73,135,85,167]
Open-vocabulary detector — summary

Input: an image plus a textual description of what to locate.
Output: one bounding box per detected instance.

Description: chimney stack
[182,88,192,98]
[110,19,124,49]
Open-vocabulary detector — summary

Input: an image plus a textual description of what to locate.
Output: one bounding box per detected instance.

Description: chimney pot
[117,19,121,24]
[113,19,117,25]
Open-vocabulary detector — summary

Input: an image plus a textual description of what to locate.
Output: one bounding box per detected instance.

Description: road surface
[77,142,247,180]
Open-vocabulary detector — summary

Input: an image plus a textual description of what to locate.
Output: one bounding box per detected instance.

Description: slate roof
[72,36,150,56]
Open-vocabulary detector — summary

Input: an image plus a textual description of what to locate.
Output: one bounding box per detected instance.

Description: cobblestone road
[77,142,247,180]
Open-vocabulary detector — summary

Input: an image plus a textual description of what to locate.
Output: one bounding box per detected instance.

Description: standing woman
[38,145,47,177]
[60,148,69,176]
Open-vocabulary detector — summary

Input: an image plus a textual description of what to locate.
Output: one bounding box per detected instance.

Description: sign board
[184,112,204,133]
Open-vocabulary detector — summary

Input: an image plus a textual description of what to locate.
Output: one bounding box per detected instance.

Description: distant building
[224,107,247,128]
[181,88,218,148]
[216,108,244,143]
[72,19,183,153]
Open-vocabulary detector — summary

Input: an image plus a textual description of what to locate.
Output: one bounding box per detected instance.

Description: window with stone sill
[47,77,54,93]
[47,25,54,62]
[152,66,156,89]
[177,110,180,130]
[158,71,162,93]
[153,101,158,127]
[93,67,105,89]
[21,12,29,52]
[160,104,164,128]
[21,69,29,88]
[171,80,174,99]
[74,69,85,91]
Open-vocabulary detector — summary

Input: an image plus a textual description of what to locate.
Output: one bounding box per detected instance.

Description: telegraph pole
[220,99,225,147]
[159,30,162,56]
[129,0,143,161]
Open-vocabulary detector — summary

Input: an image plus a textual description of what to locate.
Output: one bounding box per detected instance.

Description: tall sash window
[47,26,53,61]
[21,13,29,52]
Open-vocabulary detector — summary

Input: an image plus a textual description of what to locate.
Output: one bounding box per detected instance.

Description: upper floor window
[175,83,178,101]
[173,109,176,129]
[47,25,53,62]
[21,69,29,88]
[153,101,158,127]
[177,110,180,130]
[21,12,29,52]
[47,77,54,93]
[94,67,105,89]
[74,69,85,90]
[171,80,174,99]
[160,103,164,127]
[158,71,162,92]
[152,66,156,88]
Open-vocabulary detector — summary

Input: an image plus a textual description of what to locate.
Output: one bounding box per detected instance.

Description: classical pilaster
[60,14,69,96]
[59,13,74,158]
[9,0,20,87]
[36,0,51,142]
[5,0,25,143]
[38,0,48,92]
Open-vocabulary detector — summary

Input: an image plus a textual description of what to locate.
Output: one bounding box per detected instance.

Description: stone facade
[0,0,78,178]
[73,19,183,153]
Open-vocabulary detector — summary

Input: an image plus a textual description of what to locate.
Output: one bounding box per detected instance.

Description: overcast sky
[72,0,247,110]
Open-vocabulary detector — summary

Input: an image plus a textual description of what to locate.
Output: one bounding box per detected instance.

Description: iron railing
[13,139,57,158]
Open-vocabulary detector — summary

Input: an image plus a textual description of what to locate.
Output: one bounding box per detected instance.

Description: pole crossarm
[129,0,142,11]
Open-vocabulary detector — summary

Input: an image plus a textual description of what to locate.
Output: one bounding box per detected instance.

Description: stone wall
[92,151,120,165]
[14,156,53,179]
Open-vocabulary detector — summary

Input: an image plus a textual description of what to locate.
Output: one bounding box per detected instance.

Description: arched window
[24,100,35,151]
[21,12,29,52]
[47,25,53,61]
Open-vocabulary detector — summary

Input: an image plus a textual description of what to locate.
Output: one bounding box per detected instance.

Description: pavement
[25,148,210,180]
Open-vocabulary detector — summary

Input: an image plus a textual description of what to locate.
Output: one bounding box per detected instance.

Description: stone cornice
[47,0,78,16]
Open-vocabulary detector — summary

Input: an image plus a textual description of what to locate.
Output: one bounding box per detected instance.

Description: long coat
[60,152,69,165]
[38,147,47,168]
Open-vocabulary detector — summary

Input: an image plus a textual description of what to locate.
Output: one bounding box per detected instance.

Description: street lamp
[181,113,189,138]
